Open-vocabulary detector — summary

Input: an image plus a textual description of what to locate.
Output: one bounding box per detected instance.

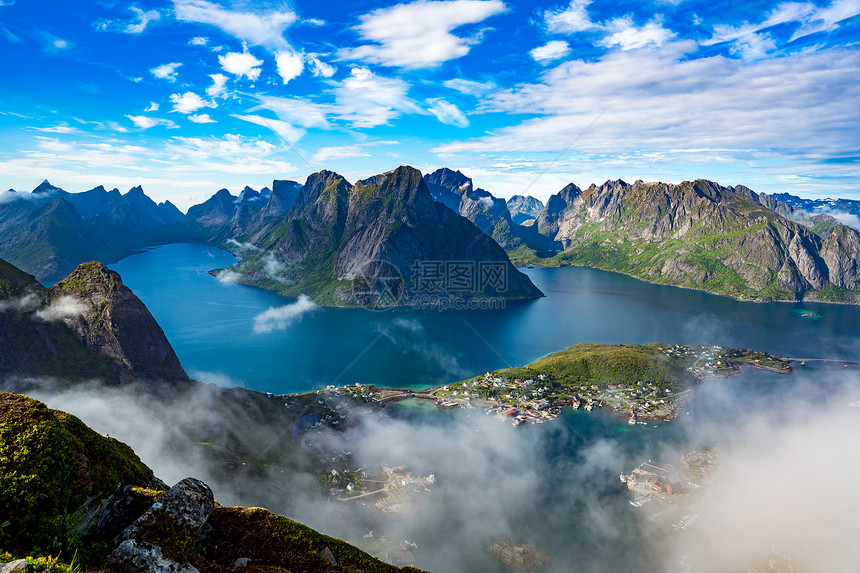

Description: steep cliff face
[231,166,542,305]
[0,259,190,386]
[821,225,860,289]
[423,168,555,254]
[49,262,189,384]
[535,179,860,302]
[507,195,545,224]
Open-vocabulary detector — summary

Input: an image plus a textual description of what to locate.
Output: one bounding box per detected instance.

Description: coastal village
[428,345,791,425]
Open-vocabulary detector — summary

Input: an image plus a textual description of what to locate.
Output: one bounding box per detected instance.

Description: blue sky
[0,0,858,210]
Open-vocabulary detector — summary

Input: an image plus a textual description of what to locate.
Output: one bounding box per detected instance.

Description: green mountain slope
[534,179,860,303]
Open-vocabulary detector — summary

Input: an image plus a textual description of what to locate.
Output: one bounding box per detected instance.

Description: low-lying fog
[30,366,860,572]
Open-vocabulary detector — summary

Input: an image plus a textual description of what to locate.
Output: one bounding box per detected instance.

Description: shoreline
[516,260,860,307]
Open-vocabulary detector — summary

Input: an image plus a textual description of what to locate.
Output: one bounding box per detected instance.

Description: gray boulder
[107,539,199,573]
[119,477,214,542]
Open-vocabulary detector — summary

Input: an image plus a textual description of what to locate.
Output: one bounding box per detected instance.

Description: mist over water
[28,366,860,572]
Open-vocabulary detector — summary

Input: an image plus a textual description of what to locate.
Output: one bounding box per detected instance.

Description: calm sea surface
[109,243,860,394]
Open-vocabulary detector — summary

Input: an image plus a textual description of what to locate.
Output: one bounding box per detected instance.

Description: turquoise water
[109,243,860,393]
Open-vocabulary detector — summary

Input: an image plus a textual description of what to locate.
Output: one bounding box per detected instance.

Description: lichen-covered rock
[0,559,27,573]
[107,539,200,573]
[119,478,214,544]
[90,485,168,544]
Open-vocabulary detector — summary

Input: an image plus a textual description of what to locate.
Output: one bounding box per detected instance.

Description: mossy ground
[0,393,155,560]
[194,506,426,573]
[468,342,696,396]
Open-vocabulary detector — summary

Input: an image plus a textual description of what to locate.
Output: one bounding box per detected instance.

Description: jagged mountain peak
[50,261,190,384]
[32,179,63,194]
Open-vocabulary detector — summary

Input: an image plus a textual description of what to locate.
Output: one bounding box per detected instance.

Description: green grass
[0,393,155,561]
[467,343,697,394]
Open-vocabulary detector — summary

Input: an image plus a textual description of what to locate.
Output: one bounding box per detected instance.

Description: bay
[109,243,860,394]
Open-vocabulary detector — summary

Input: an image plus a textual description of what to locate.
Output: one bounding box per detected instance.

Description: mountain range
[2,166,859,304]
[531,179,860,303]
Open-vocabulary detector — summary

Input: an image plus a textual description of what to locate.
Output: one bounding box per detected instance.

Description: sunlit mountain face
[0,0,858,211]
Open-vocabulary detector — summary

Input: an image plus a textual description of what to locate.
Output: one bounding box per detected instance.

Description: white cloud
[34,124,79,134]
[169,92,213,114]
[232,114,305,144]
[0,293,40,312]
[188,113,216,123]
[95,6,160,34]
[443,78,496,96]
[150,62,182,82]
[730,32,778,60]
[189,36,209,45]
[167,134,295,175]
[144,102,159,112]
[173,0,297,49]
[312,145,370,163]
[706,0,860,52]
[342,0,507,69]
[126,115,177,129]
[796,0,860,39]
[334,67,420,127]
[125,7,160,34]
[218,50,263,80]
[206,73,229,97]
[34,296,86,322]
[106,121,129,133]
[309,57,336,78]
[433,43,860,171]
[530,40,571,63]
[426,98,469,127]
[252,295,316,334]
[542,0,597,34]
[599,16,675,50]
[275,50,304,84]
[250,96,332,129]
[215,269,242,284]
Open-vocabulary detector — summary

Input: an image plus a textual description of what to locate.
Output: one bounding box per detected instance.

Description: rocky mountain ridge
[506,195,545,224]
[4,169,860,305]
[224,166,543,306]
[532,178,860,302]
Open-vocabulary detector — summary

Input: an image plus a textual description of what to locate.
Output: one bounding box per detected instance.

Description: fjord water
[109,243,860,393]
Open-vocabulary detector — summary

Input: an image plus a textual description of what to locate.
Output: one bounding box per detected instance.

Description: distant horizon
[1,0,858,208]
